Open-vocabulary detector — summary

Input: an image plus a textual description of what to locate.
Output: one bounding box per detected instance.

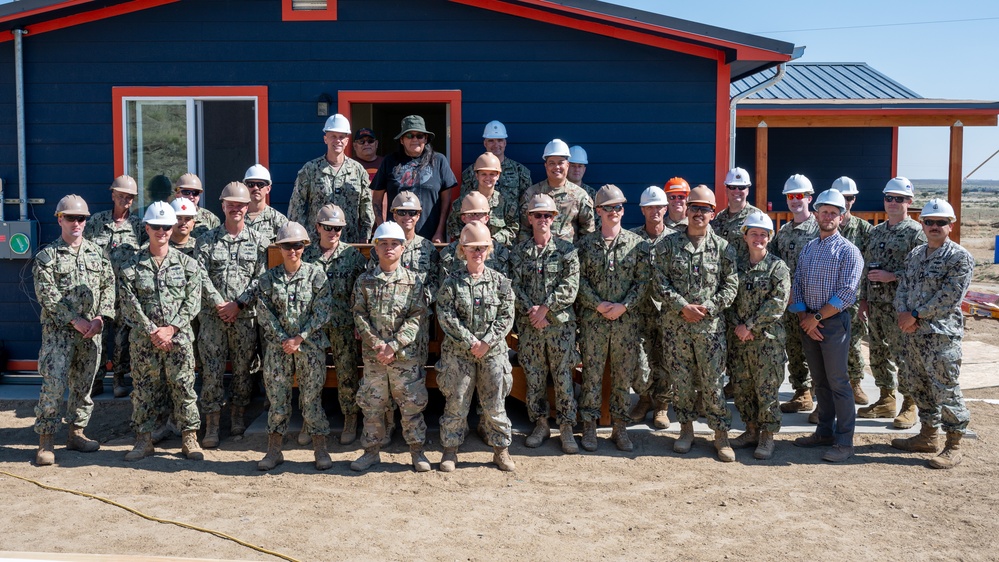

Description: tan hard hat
[474,152,502,173]
[110,175,138,195]
[275,222,311,246]
[594,184,626,207]
[175,173,203,192]
[391,190,422,211]
[317,204,347,226]
[687,185,716,208]
[460,191,490,214]
[526,193,558,215]
[459,221,492,247]
[55,194,91,217]
[219,181,251,203]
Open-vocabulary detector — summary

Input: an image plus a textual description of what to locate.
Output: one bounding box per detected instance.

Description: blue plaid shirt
[789,232,863,313]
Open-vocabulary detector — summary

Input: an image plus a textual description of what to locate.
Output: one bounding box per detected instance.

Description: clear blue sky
[614,0,999,180]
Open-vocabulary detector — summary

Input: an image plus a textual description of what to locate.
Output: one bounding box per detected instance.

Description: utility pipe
[729,63,786,169]
[15,28,27,221]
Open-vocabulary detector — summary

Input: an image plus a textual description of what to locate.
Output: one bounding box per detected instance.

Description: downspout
[729,63,786,168]
[14,28,28,221]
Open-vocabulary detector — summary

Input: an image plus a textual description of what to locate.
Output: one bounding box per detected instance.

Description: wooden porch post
[755,121,769,211]
[948,121,963,243]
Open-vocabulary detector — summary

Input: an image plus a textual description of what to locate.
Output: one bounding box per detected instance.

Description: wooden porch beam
[755,123,769,211]
[949,123,964,243]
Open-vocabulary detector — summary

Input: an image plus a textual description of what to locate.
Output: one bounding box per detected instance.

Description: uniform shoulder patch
[34,247,54,265]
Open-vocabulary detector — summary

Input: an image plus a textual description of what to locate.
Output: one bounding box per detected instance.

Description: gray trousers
[800,311,855,447]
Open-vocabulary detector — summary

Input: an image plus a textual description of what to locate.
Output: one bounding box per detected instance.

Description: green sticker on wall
[10,232,30,255]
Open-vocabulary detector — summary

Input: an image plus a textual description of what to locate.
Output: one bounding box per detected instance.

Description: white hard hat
[724,167,751,187]
[830,176,859,195]
[482,120,508,139]
[243,164,272,185]
[323,113,351,134]
[372,221,405,242]
[170,197,198,217]
[143,201,177,226]
[783,174,814,194]
[883,176,914,198]
[920,198,957,222]
[813,189,847,214]
[741,211,774,234]
[639,186,669,207]
[568,145,588,165]
[542,138,571,161]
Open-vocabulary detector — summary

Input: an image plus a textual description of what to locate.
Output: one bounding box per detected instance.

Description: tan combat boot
[493,446,516,471]
[151,417,177,444]
[257,433,284,471]
[891,424,938,453]
[559,424,579,454]
[851,379,869,405]
[439,447,458,472]
[230,406,247,436]
[730,422,759,449]
[35,434,55,466]
[340,414,358,445]
[580,420,598,452]
[66,425,100,452]
[780,389,813,413]
[857,388,896,419]
[202,412,221,448]
[351,446,381,471]
[714,429,735,462]
[525,418,550,448]
[673,422,695,454]
[297,424,312,446]
[181,430,204,460]
[312,434,333,471]
[124,432,154,461]
[754,430,775,460]
[611,420,633,452]
[410,444,431,472]
[929,432,963,469]
[893,395,917,429]
[112,373,131,398]
[628,394,653,422]
[652,401,671,429]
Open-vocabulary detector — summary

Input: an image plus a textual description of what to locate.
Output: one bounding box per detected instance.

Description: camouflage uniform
[839,214,874,382]
[195,226,269,414]
[894,239,974,433]
[191,207,221,240]
[117,248,202,433]
[303,241,367,417]
[576,229,651,423]
[352,265,430,447]
[169,237,198,258]
[33,238,116,435]
[245,206,289,245]
[861,217,927,393]
[664,216,688,231]
[518,180,596,244]
[446,189,519,245]
[439,240,510,279]
[510,236,580,425]
[712,204,761,259]
[289,156,374,244]
[436,268,516,448]
[459,157,532,205]
[256,261,333,436]
[770,215,819,390]
[727,252,790,432]
[654,229,739,431]
[631,225,676,405]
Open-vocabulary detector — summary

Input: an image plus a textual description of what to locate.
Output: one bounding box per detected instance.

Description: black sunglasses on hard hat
[394,209,420,217]
[922,218,950,227]
[62,215,87,223]
[279,242,305,251]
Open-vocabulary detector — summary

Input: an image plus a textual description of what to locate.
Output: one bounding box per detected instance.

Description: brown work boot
[312,434,333,471]
[525,418,550,448]
[181,430,204,460]
[580,420,598,452]
[112,373,131,398]
[297,425,312,446]
[202,412,221,448]
[851,379,869,405]
[492,446,516,471]
[351,446,381,471]
[673,422,695,454]
[822,444,854,462]
[893,395,917,429]
[66,425,100,452]
[892,424,939,453]
[230,406,247,437]
[857,388,896,419]
[652,401,671,429]
[35,433,55,466]
[629,394,653,422]
[929,432,963,469]
[124,432,154,462]
[257,432,284,471]
[410,444,431,472]
[611,420,633,452]
[793,433,834,448]
[730,423,759,449]
[808,409,819,424]
[780,389,813,413]
[559,424,579,454]
[714,429,735,462]
[754,430,775,460]
[439,447,458,472]
[341,414,358,445]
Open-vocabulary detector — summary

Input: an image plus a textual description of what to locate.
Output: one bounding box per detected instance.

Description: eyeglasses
[147,224,171,231]
[843,195,856,202]
[599,204,624,213]
[179,190,201,198]
[531,213,555,220]
[245,181,268,189]
[462,212,488,219]
[320,224,343,232]
[786,193,807,200]
[62,215,87,223]
[922,219,950,227]
[726,185,748,191]
[404,133,427,140]
[354,138,376,145]
[465,246,489,254]
[394,209,420,217]
[667,195,687,201]
[884,195,908,203]
[688,206,713,214]
[279,242,305,251]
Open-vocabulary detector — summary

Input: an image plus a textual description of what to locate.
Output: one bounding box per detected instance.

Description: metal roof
[732,62,922,100]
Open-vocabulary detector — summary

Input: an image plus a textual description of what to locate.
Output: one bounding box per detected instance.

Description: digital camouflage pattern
[459,157,532,206]
[289,156,374,244]
[770,215,819,391]
[664,216,688,231]
[518,180,596,244]
[839,214,874,381]
[191,207,221,240]
[245,206,289,245]
[631,224,677,404]
[510,235,580,425]
[439,240,510,279]
[436,268,515,448]
[446,189,520,245]
[711,203,761,259]
[33,237,116,434]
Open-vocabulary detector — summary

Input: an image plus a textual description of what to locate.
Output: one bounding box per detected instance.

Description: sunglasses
[667,195,687,201]
[465,246,489,253]
[531,213,555,220]
[726,185,748,190]
[599,204,624,213]
[394,209,420,217]
[62,215,87,223]
[320,224,343,232]
[279,242,305,251]
[843,195,856,202]
[245,181,268,189]
[922,219,950,227]
[147,224,171,231]
[179,189,201,198]
[462,212,488,219]
[688,206,713,214]
[354,138,376,145]
[884,195,908,203]
[404,133,427,140]
[786,193,807,200]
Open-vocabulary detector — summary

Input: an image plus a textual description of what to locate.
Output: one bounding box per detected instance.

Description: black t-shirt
[373,150,457,239]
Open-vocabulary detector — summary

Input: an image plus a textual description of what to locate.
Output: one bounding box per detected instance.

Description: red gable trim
[0,0,96,24]
[0,0,179,43]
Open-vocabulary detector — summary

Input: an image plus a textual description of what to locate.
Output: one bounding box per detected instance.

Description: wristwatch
[911,309,919,319]
[813,313,823,321]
